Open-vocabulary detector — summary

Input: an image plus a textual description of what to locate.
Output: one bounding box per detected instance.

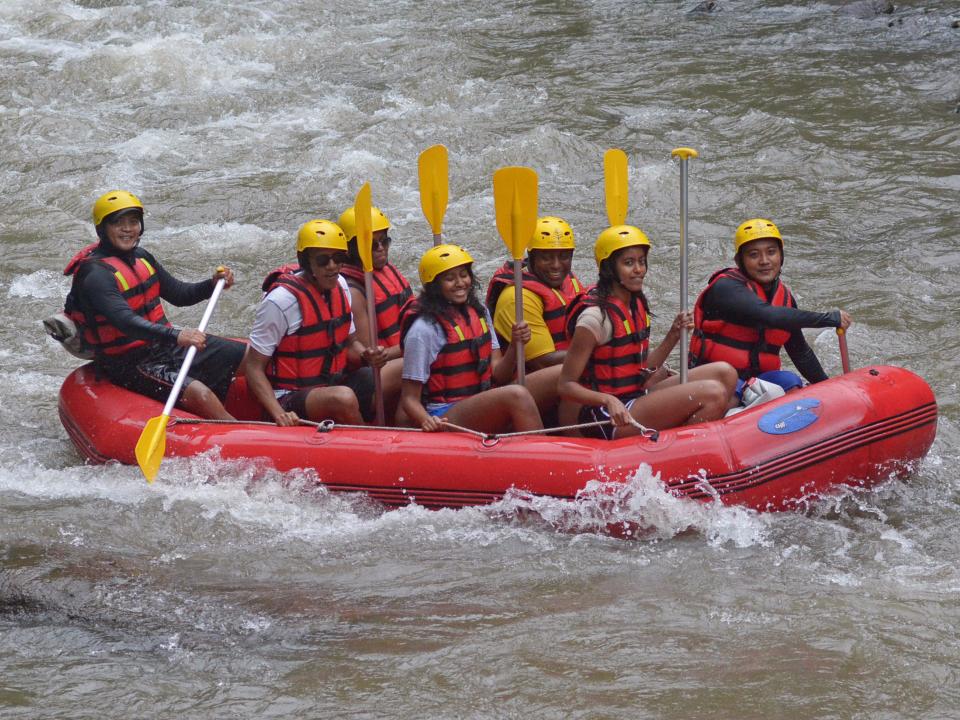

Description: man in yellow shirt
[485,216,585,371]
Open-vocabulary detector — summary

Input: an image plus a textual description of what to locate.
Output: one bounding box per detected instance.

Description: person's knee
[185,381,216,406]
[181,381,231,420]
[329,386,360,412]
[714,361,739,390]
[308,386,360,419]
[703,379,730,409]
[502,384,537,408]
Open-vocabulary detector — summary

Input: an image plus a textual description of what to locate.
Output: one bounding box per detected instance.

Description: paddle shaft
[365,272,385,424]
[159,277,226,417]
[677,158,691,385]
[513,258,525,385]
[837,328,851,374]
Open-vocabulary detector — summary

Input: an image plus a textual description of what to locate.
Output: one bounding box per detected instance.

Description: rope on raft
[169,416,659,441]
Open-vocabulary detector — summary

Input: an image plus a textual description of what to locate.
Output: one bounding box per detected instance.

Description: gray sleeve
[248,289,296,356]
[401,318,446,382]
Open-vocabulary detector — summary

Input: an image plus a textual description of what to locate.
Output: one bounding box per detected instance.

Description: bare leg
[615,379,731,438]
[394,402,413,427]
[180,380,235,420]
[305,385,364,424]
[379,358,403,425]
[649,362,738,402]
[444,385,543,434]
[523,365,562,418]
[556,399,582,436]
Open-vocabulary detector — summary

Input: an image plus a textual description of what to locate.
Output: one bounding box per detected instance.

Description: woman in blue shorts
[400,244,543,434]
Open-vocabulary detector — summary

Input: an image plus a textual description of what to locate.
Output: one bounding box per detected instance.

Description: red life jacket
[262,269,353,390]
[260,263,301,292]
[689,267,796,378]
[401,301,493,405]
[565,291,650,401]
[64,243,170,356]
[485,261,584,349]
[339,263,413,348]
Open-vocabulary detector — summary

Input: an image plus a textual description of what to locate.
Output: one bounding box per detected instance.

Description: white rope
[171,416,659,440]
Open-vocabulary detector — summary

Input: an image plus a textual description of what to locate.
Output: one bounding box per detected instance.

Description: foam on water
[0,443,776,553]
[7,270,67,299]
[152,222,280,253]
[0,369,62,398]
[492,462,771,547]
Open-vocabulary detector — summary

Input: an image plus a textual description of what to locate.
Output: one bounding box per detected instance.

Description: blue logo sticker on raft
[758,398,822,435]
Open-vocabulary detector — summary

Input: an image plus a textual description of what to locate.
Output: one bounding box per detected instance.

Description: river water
[2,1,959,717]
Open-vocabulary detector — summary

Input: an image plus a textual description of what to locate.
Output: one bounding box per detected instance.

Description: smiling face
[611,245,648,295]
[102,210,143,253]
[738,238,783,285]
[303,247,347,291]
[436,264,472,305]
[529,249,573,289]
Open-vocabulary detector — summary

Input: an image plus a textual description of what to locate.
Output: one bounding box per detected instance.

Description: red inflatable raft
[58,363,937,512]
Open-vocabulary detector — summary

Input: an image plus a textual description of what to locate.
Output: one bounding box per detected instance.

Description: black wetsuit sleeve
[146,251,216,307]
[75,261,180,345]
[702,277,842,331]
[784,329,829,383]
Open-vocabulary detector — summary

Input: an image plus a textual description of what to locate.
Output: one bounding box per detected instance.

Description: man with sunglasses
[243,219,388,426]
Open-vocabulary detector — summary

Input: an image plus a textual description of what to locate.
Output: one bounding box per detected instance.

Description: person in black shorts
[242,219,387,427]
[64,190,246,419]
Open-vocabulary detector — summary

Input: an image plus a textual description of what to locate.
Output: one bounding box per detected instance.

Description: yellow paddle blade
[418,144,448,237]
[493,166,538,260]
[604,148,628,226]
[135,413,170,484]
[354,182,373,272]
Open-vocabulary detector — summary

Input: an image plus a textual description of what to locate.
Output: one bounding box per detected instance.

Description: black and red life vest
[401,301,493,405]
[339,263,413,348]
[64,243,170,356]
[565,291,650,401]
[485,261,584,349]
[689,267,796,378]
[261,269,352,390]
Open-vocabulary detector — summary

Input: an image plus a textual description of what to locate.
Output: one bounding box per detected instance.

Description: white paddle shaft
[159,277,226,417]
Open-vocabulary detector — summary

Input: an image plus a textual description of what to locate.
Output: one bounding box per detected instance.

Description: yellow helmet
[734,218,782,253]
[337,205,391,241]
[296,219,348,252]
[529,216,575,251]
[594,224,651,266]
[92,190,143,226]
[418,244,474,285]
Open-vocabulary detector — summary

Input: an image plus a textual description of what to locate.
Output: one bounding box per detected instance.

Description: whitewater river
[2,1,958,717]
